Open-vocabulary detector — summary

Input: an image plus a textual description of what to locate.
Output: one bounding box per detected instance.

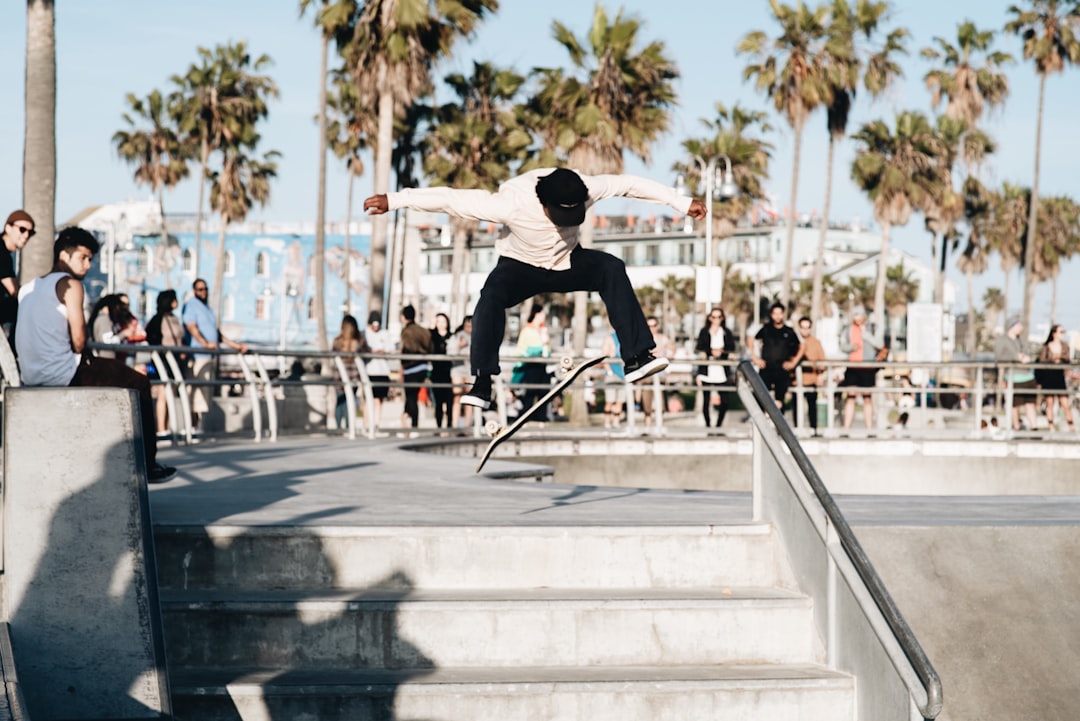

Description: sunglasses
[194,286,208,292]
[13,224,35,238]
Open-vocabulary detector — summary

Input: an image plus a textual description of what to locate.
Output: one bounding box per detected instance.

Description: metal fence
[56,343,1079,444]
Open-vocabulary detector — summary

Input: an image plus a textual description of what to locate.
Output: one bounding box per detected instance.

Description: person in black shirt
[1,209,35,339]
[748,302,804,409]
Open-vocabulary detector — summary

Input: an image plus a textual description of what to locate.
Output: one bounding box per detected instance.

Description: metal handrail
[736,359,943,718]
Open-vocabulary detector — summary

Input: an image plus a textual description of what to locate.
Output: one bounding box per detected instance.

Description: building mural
[84,230,372,349]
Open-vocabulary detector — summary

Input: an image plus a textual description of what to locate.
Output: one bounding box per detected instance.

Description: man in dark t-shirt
[749,302,804,408]
[1,209,36,336]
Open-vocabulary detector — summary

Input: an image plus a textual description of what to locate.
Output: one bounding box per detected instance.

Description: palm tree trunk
[1002,268,1011,331]
[158,184,172,289]
[21,0,56,281]
[1021,73,1046,334]
[313,32,330,351]
[1051,273,1058,324]
[212,219,228,321]
[965,270,976,354]
[937,233,948,304]
[344,166,355,315]
[780,120,804,309]
[450,221,468,325]
[194,139,209,279]
[368,80,394,319]
[810,134,835,324]
[873,222,891,334]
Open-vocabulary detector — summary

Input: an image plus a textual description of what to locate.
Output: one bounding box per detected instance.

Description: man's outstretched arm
[364,187,509,225]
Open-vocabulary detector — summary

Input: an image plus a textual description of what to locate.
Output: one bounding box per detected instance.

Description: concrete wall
[440,436,1080,495]
[2,387,171,720]
[856,526,1080,721]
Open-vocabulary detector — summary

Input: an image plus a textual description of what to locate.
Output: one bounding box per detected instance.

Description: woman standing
[364,311,393,430]
[695,308,735,428]
[449,316,473,429]
[332,314,370,430]
[145,289,183,436]
[429,313,454,429]
[515,304,551,419]
[1037,325,1075,431]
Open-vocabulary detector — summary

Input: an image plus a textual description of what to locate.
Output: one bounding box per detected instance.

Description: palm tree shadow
[162,527,435,720]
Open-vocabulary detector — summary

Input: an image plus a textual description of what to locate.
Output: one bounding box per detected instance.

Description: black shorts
[369,375,391,400]
[840,367,877,388]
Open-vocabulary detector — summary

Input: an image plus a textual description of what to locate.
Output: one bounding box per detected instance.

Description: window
[677,242,695,265]
[620,244,635,264]
[307,297,317,321]
[644,244,660,266]
[223,294,235,322]
[224,251,235,277]
[136,246,152,275]
[256,251,269,277]
[255,296,269,320]
[139,291,151,319]
[182,248,194,274]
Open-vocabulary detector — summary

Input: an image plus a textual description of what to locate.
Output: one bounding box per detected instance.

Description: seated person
[15,227,176,482]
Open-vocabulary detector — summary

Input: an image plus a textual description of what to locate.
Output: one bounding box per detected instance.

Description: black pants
[760,364,792,405]
[402,369,427,428]
[471,248,652,376]
[71,354,158,468]
[701,383,728,427]
[793,389,818,429]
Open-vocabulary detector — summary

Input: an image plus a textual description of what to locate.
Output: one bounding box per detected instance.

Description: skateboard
[475,355,608,473]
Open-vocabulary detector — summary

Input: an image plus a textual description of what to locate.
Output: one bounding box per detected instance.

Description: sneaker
[148,464,177,484]
[461,375,493,410]
[624,351,669,383]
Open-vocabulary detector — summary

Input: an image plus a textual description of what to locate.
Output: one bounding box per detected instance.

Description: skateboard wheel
[560,355,574,369]
[485,420,501,437]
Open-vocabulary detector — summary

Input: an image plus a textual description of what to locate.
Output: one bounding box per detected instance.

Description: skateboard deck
[475,355,608,473]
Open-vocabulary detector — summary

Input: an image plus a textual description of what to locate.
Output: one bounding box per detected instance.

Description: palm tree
[1033,194,1080,321]
[920,20,1011,303]
[208,141,281,319]
[924,115,994,303]
[811,0,907,324]
[21,0,56,281]
[113,89,192,289]
[982,286,1006,335]
[957,178,993,352]
[1005,0,1080,334]
[850,111,945,333]
[326,70,371,317]
[674,103,774,288]
[423,61,531,324]
[300,1,339,349]
[531,2,678,368]
[337,0,499,320]
[884,263,920,340]
[984,182,1028,324]
[172,43,277,280]
[738,0,831,308]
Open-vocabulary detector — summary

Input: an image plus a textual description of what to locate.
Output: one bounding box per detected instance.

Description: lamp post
[677,154,738,314]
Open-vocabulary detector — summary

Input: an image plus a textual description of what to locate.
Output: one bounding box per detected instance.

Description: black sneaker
[461,375,493,410]
[148,463,177,484]
[624,351,669,383]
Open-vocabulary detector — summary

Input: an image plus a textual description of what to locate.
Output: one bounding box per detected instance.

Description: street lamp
[677,154,738,313]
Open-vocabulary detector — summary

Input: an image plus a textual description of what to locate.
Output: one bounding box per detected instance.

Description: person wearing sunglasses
[1,209,36,337]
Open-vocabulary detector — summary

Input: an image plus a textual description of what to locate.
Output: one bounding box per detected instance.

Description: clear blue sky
[1,1,1076,330]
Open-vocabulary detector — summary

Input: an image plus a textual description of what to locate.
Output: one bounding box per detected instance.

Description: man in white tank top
[16,227,176,483]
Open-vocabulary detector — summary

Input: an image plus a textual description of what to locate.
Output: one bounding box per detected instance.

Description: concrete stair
[155,525,854,720]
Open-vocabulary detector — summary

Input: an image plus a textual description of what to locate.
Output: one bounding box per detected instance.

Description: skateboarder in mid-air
[364,168,707,410]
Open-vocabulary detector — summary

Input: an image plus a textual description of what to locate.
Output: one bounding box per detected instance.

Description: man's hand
[686,199,708,220]
[363,195,389,215]
[751,357,766,370]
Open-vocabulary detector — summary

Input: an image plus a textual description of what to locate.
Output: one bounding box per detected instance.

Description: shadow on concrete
[8,439,170,719]
[163,524,434,720]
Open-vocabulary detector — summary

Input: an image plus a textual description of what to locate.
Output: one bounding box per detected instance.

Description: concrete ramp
[2,387,171,719]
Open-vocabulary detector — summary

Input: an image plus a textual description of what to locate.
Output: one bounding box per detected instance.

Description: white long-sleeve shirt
[387,169,694,271]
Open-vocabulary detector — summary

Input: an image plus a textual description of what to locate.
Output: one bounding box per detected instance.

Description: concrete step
[153,523,795,592]
[161,587,820,670]
[170,663,855,721]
